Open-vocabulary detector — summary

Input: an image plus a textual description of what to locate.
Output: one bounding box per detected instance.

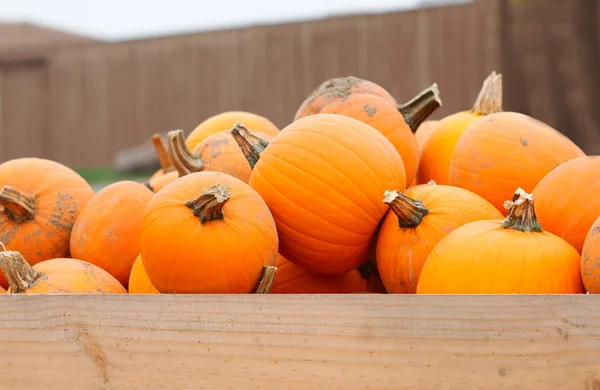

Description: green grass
[74,167,154,185]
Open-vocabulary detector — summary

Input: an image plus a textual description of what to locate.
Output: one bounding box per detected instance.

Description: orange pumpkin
[582,215,600,293]
[141,171,278,293]
[235,113,406,275]
[186,111,279,152]
[0,250,127,294]
[271,254,368,294]
[414,120,439,151]
[0,158,94,288]
[0,285,5,293]
[148,134,176,190]
[70,181,154,288]
[417,72,502,185]
[128,254,159,294]
[416,188,585,294]
[376,183,503,293]
[532,156,600,253]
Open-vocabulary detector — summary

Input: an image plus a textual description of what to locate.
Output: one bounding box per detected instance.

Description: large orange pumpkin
[141,171,278,293]
[417,72,502,185]
[532,156,600,253]
[235,113,406,275]
[582,215,600,294]
[128,254,159,294]
[271,254,368,294]
[70,181,154,288]
[416,188,585,294]
[186,111,279,152]
[0,250,127,294]
[0,158,94,288]
[376,183,503,293]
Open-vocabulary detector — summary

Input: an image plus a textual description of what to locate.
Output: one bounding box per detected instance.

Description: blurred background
[0,0,598,188]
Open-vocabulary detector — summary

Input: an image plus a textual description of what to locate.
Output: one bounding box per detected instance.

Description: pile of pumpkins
[0,70,598,296]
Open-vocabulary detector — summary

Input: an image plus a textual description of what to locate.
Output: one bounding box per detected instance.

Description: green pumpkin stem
[151,133,175,173]
[185,184,231,224]
[253,265,278,294]
[383,190,429,228]
[471,71,503,115]
[0,186,36,222]
[230,123,270,169]
[0,250,41,293]
[501,188,543,232]
[398,83,442,133]
[167,129,204,176]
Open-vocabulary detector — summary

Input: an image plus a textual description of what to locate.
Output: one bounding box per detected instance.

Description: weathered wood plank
[0,295,599,389]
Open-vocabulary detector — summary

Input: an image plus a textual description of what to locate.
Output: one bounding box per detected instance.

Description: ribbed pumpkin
[416,188,585,294]
[531,156,600,253]
[186,111,279,152]
[0,158,94,289]
[70,181,154,288]
[417,72,502,185]
[128,254,159,294]
[141,171,278,293]
[232,113,406,275]
[376,183,503,293]
[0,250,127,294]
[271,254,368,294]
[414,120,440,151]
[582,216,600,294]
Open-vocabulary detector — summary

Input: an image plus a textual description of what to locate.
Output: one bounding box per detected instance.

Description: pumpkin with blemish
[376,183,503,293]
[532,156,600,254]
[70,181,154,288]
[233,113,406,275]
[141,171,278,293]
[0,158,94,289]
[0,250,127,294]
[128,254,159,294]
[416,188,585,294]
[582,215,600,293]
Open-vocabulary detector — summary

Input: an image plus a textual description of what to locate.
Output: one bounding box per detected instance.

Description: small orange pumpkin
[233,113,406,275]
[376,183,503,293]
[414,120,440,152]
[582,216,600,294]
[128,254,159,294]
[0,249,127,294]
[141,171,278,293]
[186,111,279,152]
[532,156,600,253]
[416,188,585,294]
[70,181,154,288]
[0,158,95,288]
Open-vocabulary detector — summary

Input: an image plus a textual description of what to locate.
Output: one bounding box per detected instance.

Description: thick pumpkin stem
[471,71,503,115]
[151,133,175,173]
[0,250,41,293]
[427,180,437,186]
[185,184,231,224]
[383,190,429,228]
[501,188,543,232]
[230,123,270,169]
[0,186,36,222]
[398,83,442,133]
[253,265,278,294]
[168,130,204,176]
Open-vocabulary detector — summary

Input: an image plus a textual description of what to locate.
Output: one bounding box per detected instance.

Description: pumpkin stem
[358,258,379,279]
[151,133,175,173]
[231,123,270,169]
[168,129,205,176]
[0,186,36,222]
[471,71,503,115]
[383,190,429,228]
[398,83,442,133]
[253,265,278,294]
[0,250,42,293]
[500,188,543,233]
[185,184,231,224]
[427,180,437,186]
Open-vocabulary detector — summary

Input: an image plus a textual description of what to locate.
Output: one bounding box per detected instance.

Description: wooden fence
[0,0,598,167]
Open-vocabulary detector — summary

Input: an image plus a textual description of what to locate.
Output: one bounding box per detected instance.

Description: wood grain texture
[0,295,599,390]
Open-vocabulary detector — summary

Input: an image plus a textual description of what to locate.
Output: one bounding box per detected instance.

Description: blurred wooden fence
[0,0,598,167]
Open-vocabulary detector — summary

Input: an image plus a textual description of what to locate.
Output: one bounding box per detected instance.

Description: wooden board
[0,295,599,389]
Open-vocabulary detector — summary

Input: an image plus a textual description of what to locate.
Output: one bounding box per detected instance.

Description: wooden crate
[0,294,599,389]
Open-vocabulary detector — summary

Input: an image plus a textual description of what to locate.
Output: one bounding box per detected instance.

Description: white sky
[0,0,429,41]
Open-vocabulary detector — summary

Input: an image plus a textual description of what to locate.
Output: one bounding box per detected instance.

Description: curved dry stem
[253,266,278,294]
[0,186,35,222]
[383,190,429,228]
[167,130,204,176]
[0,251,41,293]
[230,123,270,169]
[471,71,503,115]
[398,83,442,132]
[151,133,175,173]
[185,184,231,224]
[427,180,437,186]
[501,188,543,232]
